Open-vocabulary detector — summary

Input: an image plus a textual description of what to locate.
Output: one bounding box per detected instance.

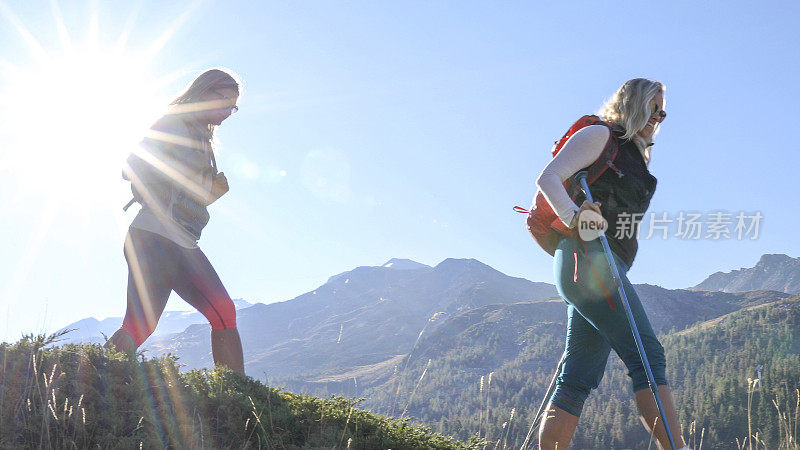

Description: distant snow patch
[380,258,431,271]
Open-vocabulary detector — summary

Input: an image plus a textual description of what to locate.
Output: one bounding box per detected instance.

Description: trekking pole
[519,351,566,450]
[574,171,677,450]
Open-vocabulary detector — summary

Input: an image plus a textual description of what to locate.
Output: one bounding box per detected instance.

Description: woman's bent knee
[630,362,667,392]
[551,382,592,417]
[205,297,237,330]
[625,339,666,391]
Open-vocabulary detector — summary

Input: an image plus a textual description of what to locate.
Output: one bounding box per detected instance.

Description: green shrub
[0,333,483,449]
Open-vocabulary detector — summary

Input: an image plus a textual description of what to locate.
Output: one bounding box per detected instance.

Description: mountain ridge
[692,253,800,294]
[52,254,800,448]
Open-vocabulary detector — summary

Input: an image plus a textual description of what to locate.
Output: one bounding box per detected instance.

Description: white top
[130,207,200,249]
[535,124,611,227]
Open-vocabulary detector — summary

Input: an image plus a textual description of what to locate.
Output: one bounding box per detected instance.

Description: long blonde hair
[598,78,665,165]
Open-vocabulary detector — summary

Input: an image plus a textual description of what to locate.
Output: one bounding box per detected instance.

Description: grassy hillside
[11,299,799,448]
[0,334,482,449]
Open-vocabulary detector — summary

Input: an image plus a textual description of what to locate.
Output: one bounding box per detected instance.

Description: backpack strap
[586,124,620,184]
[209,146,218,174]
[563,121,620,200]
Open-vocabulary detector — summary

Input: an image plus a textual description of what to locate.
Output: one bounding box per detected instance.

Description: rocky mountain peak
[757,254,798,268]
[692,253,800,294]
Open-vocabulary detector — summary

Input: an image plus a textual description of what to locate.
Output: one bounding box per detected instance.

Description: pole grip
[574,171,593,203]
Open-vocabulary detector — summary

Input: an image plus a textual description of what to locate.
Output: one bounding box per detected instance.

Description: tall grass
[388,311,446,417]
[465,367,800,449]
[0,333,481,448]
[735,376,800,450]
[401,359,432,418]
[771,388,799,449]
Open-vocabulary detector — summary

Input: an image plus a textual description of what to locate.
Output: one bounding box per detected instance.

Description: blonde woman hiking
[106,69,245,375]
[534,78,687,449]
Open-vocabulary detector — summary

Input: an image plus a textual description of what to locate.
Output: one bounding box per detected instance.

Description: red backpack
[515,115,621,255]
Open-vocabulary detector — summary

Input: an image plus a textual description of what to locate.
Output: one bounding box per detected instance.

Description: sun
[0,3,204,315]
[2,52,162,205]
[0,4,185,215]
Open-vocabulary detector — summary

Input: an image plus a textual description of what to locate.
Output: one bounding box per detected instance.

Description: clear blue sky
[1,1,799,341]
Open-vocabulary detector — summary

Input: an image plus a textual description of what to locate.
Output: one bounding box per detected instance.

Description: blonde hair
[168,68,242,139]
[171,68,241,106]
[598,78,665,165]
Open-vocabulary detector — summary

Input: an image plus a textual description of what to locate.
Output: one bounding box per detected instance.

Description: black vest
[575,129,657,268]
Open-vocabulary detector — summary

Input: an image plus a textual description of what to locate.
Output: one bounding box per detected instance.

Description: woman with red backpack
[534,78,688,449]
[105,69,245,374]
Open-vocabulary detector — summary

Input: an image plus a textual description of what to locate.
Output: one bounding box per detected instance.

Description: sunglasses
[650,102,666,122]
[212,90,239,114]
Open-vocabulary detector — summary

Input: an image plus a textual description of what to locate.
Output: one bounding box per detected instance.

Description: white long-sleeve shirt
[535,124,611,227]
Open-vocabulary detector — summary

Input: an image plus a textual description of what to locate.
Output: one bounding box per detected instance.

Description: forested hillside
[280,298,800,449]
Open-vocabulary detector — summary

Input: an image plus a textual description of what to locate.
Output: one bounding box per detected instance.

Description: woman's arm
[535,124,610,227]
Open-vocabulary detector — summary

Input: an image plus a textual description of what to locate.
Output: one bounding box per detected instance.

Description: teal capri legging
[549,236,667,417]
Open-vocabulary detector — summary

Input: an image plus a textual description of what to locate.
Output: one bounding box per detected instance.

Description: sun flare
[0,4,188,214]
[0,50,163,207]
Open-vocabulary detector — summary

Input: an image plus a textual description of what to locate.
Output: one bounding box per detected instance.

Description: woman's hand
[209,172,229,203]
[570,200,606,229]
